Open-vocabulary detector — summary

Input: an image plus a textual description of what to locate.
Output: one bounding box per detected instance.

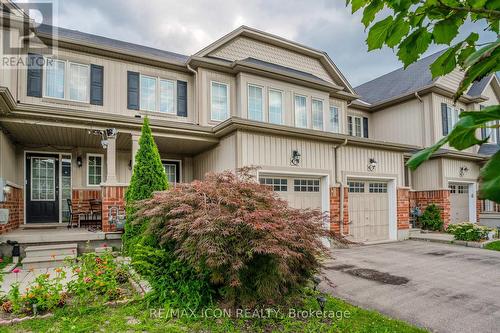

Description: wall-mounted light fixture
[0,178,10,203]
[368,158,378,171]
[291,150,301,166]
[128,160,132,170]
[76,156,83,168]
[459,166,469,177]
[88,128,117,149]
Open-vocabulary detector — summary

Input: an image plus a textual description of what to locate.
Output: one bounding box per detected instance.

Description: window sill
[138,110,190,121]
[42,97,91,108]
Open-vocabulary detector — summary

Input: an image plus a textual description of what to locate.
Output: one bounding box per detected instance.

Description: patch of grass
[0,292,427,333]
[0,257,12,270]
[484,240,500,251]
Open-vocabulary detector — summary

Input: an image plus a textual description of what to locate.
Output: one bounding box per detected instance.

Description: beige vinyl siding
[0,130,18,185]
[481,82,499,106]
[193,133,237,179]
[237,131,335,184]
[411,158,442,190]
[208,36,334,84]
[18,47,194,123]
[338,145,404,186]
[197,68,237,126]
[436,68,464,92]
[238,73,338,130]
[442,158,480,186]
[370,99,424,146]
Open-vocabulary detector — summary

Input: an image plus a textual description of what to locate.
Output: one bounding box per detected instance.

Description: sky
[45,0,497,87]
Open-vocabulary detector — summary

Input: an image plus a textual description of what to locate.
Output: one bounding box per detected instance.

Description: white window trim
[139,75,178,114]
[268,88,284,125]
[294,94,308,128]
[312,98,324,131]
[42,58,90,103]
[347,115,365,138]
[86,153,104,187]
[139,74,157,112]
[247,83,264,122]
[210,80,230,122]
[159,78,177,114]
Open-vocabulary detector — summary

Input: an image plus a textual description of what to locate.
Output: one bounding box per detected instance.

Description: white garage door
[348,180,390,242]
[449,183,469,224]
[259,176,322,210]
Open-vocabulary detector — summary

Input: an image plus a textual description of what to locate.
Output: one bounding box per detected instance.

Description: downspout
[415,91,426,147]
[186,63,198,125]
[334,138,348,235]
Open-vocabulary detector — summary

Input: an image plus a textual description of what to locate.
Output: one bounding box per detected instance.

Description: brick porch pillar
[397,188,410,230]
[101,185,127,232]
[330,187,349,235]
[0,185,23,234]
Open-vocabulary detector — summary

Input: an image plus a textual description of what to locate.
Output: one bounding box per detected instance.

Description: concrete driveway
[321,240,500,333]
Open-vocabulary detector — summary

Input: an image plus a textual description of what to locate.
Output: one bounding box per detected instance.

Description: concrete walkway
[321,240,500,333]
[1,267,73,293]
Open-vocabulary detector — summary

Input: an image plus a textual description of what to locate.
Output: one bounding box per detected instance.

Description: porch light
[368,158,377,171]
[459,166,469,177]
[291,150,301,166]
[76,156,83,168]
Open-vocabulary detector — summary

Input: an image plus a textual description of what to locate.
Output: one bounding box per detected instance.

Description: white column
[106,134,117,184]
[131,134,140,167]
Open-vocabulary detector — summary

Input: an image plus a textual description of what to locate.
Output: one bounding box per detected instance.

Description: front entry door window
[26,154,60,223]
[162,160,181,186]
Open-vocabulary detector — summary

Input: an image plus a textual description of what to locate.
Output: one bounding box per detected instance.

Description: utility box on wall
[0,209,8,225]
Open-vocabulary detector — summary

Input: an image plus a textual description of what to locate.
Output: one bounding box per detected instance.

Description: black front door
[26,153,59,223]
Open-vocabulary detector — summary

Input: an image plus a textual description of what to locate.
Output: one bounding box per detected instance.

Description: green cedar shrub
[419,204,444,231]
[123,117,168,252]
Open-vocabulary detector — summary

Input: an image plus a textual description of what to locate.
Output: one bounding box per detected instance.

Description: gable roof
[354,50,445,104]
[195,25,356,95]
[35,24,189,65]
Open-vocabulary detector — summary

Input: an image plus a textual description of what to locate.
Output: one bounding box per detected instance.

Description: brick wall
[397,188,410,230]
[0,186,23,234]
[410,190,451,228]
[101,185,127,232]
[71,189,101,225]
[329,187,348,235]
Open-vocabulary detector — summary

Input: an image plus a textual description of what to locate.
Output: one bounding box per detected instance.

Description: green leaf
[464,38,500,67]
[465,32,479,45]
[479,150,500,203]
[407,136,449,170]
[362,0,384,27]
[433,18,460,44]
[351,0,368,13]
[397,28,432,67]
[469,0,487,8]
[367,15,394,50]
[456,46,500,98]
[430,45,459,78]
[386,16,410,47]
[457,46,476,67]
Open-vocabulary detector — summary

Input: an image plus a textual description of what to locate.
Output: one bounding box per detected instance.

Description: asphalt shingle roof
[478,143,500,156]
[467,75,492,96]
[354,50,446,104]
[36,24,189,64]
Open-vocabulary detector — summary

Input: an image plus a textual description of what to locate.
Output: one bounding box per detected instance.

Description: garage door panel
[260,175,322,211]
[348,181,389,243]
[449,183,470,224]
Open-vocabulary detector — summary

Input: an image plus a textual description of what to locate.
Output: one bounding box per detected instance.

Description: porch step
[409,228,422,236]
[25,243,78,258]
[22,243,78,269]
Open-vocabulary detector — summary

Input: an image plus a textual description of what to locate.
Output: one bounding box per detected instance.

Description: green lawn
[0,293,427,333]
[484,240,500,251]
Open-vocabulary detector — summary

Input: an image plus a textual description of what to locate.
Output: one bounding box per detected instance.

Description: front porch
[0,115,219,236]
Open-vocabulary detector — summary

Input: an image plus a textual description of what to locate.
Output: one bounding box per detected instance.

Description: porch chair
[66,198,76,229]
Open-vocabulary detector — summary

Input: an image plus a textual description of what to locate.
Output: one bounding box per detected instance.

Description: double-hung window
[160,79,175,113]
[211,81,229,121]
[294,95,307,128]
[441,103,460,135]
[68,62,90,102]
[140,75,157,112]
[248,84,263,121]
[347,116,362,137]
[312,99,324,130]
[329,106,340,133]
[87,154,103,186]
[45,59,90,102]
[268,89,283,125]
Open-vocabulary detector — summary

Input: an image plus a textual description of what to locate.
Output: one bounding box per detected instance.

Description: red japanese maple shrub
[134,168,329,306]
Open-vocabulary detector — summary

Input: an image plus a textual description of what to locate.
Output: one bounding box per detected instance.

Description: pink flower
[103,243,108,248]
[0,258,4,263]
[12,268,21,274]
[83,277,92,283]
